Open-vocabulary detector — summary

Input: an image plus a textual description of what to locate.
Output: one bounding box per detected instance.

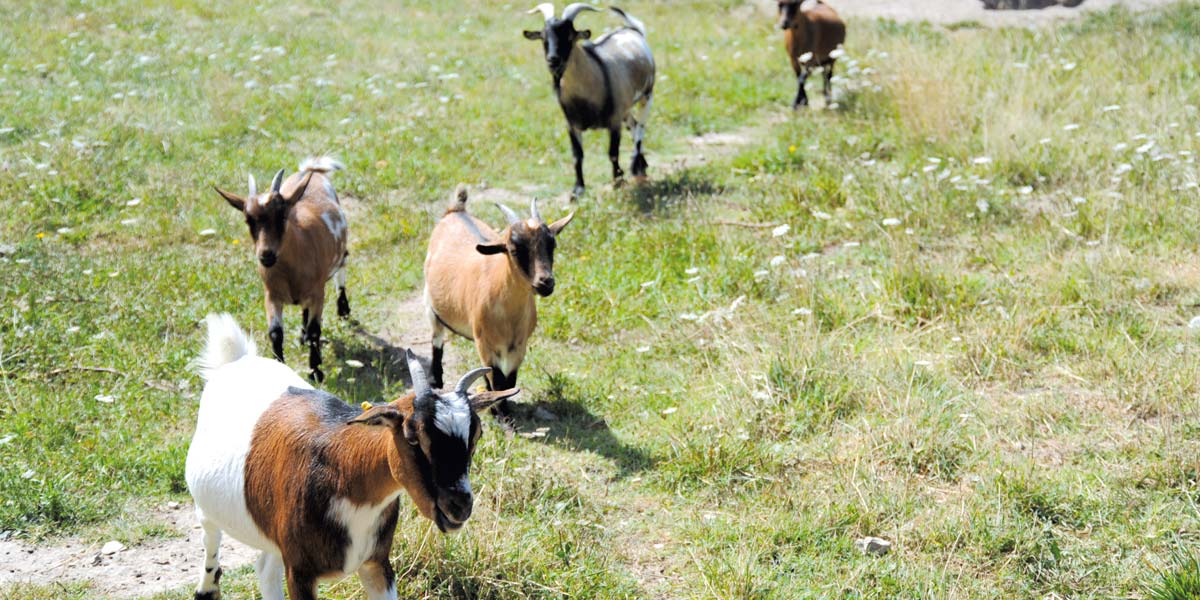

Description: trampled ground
[1,0,1199,598]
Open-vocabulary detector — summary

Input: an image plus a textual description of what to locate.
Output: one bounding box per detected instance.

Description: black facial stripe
[513,242,534,280]
[425,422,471,487]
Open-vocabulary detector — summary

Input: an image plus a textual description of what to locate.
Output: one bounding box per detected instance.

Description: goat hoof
[194,591,220,600]
[337,300,351,319]
[571,185,585,199]
[309,368,325,383]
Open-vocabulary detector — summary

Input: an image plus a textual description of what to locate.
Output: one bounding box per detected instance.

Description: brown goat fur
[214,160,350,382]
[423,186,573,414]
[779,0,846,108]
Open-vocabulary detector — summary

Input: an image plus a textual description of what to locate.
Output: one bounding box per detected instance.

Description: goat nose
[536,278,556,296]
[444,493,473,521]
[259,251,277,268]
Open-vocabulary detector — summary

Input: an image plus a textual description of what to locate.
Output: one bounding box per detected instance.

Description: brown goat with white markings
[214,157,350,382]
[187,314,517,600]
[423,186,574,418]
[779,0,846,108]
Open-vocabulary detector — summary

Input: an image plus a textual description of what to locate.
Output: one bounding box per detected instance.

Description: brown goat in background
[778,0,846,109]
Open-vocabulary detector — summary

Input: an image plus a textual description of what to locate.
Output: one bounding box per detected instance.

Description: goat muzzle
[258,250,277,268]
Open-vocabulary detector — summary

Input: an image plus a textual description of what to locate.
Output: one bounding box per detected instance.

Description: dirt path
[0,504,258,598]
[823,0,1178,27]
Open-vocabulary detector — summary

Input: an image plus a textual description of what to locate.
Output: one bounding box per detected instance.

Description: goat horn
[562,2,600,21]
[247,174,257,198]
[528,3,554,20]
[530,197,542,223]
[269,169,285,195]
[404,349,433,399]
[455,367,493,396]
[495,202,522,225]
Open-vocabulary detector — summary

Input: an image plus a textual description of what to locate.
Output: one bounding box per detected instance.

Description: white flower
[636,346,650,353]
[1113,142,1128,151]
[685,267,700,275]
[640,280,656,288]
[1071,196,1086,205]
[1102,104,1121,112]
[1114,163,1133,175]
[798,52,813,63]
[811,210,831,220]
[976,199,990,213]
[344,359,364,368]
[753,269,769,279]
[1018,186,1033,195]
[1063,123,1080,131]
[972,156,992,165]
[1039,137,1053,145]
[772,223,790,237]
[95,394,115,403]
[1189,316,1200,330]
[769,255,786,267]
[882,217,901,227]
[126,198,141,207]
[1136,141,1155,154]
[199,228,217,236]
[792,307,812,316]
[829,48,845,59]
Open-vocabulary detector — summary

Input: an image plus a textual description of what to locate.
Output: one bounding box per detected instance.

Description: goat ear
[347,404,403,427]
[523,30,544,40]
[475,241,508,255]
[214,186,246,212]
[576,29,591,40]
[402,416,421,446]
[284,172,313,205]
[547,211,575,235]
[469,388,521,413]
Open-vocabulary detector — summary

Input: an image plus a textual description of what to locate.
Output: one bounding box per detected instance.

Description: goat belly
[559,97,610,131]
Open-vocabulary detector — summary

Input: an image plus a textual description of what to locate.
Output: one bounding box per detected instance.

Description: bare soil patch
[0,504,257,599]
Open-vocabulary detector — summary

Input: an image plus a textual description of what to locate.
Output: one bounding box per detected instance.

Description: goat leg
[306,317,324,383]
[569,128,586,198]
[608,128,625,184]
[794,70,810,109]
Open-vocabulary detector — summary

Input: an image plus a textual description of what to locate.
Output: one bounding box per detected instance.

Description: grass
[2,0,1200,598]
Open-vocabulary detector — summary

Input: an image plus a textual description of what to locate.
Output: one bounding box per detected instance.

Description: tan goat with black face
[214,157,350,382]
[423,186,574,418]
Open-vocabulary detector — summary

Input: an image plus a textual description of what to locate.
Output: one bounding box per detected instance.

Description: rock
[100,540,125,555]
[855,536,892,556]
[532,406,559,421]
[166,501,180,510]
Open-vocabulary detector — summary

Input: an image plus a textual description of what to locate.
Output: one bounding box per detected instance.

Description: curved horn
[247,174,257,198]
[530,197,543,223]
[495,202,521,225]
[562,2,600,21]
[528,2,554,21]
[405,349,432,399]
[455,367,493,396]
[269,169,285,195]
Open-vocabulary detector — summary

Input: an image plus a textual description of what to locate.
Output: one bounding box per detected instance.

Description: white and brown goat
[778,0,846,108]
[214,156,350,382]
[524,3,655,198]
[423,186,573,417]
[186,313,517,600]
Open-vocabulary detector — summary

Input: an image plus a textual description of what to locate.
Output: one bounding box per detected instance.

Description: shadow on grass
[622,169,721,215]
[325,320,417,403]
[505,373,656,478]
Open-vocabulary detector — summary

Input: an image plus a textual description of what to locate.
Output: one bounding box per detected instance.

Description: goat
[423,186,574,418]
[778,0,846,109]
[524,3,655,198]
[214,156,350,382]
[186,313,518,600]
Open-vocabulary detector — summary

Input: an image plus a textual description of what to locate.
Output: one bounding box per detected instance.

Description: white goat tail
[197,313,257,381]
[298,156,345,175]
[610,7,646,37]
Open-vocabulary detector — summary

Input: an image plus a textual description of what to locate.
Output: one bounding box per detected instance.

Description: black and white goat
[185,313,516,600]
[524,3,655,198]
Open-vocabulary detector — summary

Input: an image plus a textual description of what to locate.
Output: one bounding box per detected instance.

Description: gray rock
[100,540,125,555]
[855,536,892,556]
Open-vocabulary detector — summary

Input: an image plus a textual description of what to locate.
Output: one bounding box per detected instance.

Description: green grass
[3,0,1200,598]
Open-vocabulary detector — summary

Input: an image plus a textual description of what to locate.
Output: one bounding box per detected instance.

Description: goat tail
[196,313,257,381]
[298,156,345,176]
[610,6,646,37]
[445,183,470,214]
